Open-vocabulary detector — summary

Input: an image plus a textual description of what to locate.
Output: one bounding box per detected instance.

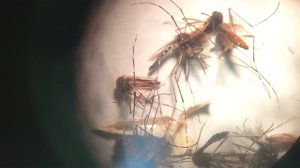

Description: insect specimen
[211,3,281,106]
[134,1,279,75]
[116,75,160,93]
[95,101,210,167]
[132,1,221,114]
[192,131,230,168]
[189,118,298,168]
[133,1,280,107]
[214,2,280,59]
[230,119,298,168]
[195,2,280,106]
[116,75,161,112]
[133,2,219,77]
[116,36,162,116]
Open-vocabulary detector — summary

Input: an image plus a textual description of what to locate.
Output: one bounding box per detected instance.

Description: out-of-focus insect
[190,118,298,168]
[192,131,230,168]
[231,119,298,168]
[95,101,210,167]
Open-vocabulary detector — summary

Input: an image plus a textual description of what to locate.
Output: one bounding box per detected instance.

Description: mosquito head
[202,11,223,33]
[210,11,223,27]
[116,75,130,92]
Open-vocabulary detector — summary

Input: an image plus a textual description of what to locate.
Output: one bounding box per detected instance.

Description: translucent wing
[97,116,174,137]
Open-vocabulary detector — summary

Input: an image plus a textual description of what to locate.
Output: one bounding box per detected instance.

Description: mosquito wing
[96,116,174,138]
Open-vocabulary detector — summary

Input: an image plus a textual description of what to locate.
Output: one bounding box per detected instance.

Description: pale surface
[77,0,300,167]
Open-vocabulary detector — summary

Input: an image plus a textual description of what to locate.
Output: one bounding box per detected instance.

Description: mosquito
[131,1,221,130]
[96,101,211,167]
[116,75,160,111]
[211,7,280,105]
[190,120,297,168]
[116,35,163,118]
[192,131,230,168]
[231,118,297,167]
[130,2,218,147]
[199,2,281,106]
[132,1,280,105]
[131,3,213,75]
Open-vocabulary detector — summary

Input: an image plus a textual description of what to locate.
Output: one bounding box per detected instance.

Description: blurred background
[2,0,300,167]
[1,0,97,167]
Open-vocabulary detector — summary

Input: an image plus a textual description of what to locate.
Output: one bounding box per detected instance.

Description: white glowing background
[77,0,300,167]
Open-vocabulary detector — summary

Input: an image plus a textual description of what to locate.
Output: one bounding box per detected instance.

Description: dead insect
[116,75,160,93]
[95,102,210,167]
[209,2,281,106]
[131,1,215,112]
[212,2,280,60]
[192,131,229,168]
[142,3,221,77]
[116,35,161,115]
[116,75,161,112]
[231,118,297,167]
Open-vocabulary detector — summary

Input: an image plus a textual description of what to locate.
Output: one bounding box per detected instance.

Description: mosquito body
[148,11,225,75]
[191,131,296,168]
[116,75,160,93]
[115,35,162,115]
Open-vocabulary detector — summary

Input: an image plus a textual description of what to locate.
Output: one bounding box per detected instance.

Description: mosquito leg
[213,136,229,154]
[132,35,138,118]
[173,66,190,143]
[195,119,208,150]
[183,58,199,118]
[239,34,256,64]
[228,1,280,28]
[228,1,279,61]
[232,54,280,107]
[192,48,207,75]
[227,7,280,107]
[170,76,178,104]
[131,2,183,37]
[169,0,193,32]
[174,72,185,104]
